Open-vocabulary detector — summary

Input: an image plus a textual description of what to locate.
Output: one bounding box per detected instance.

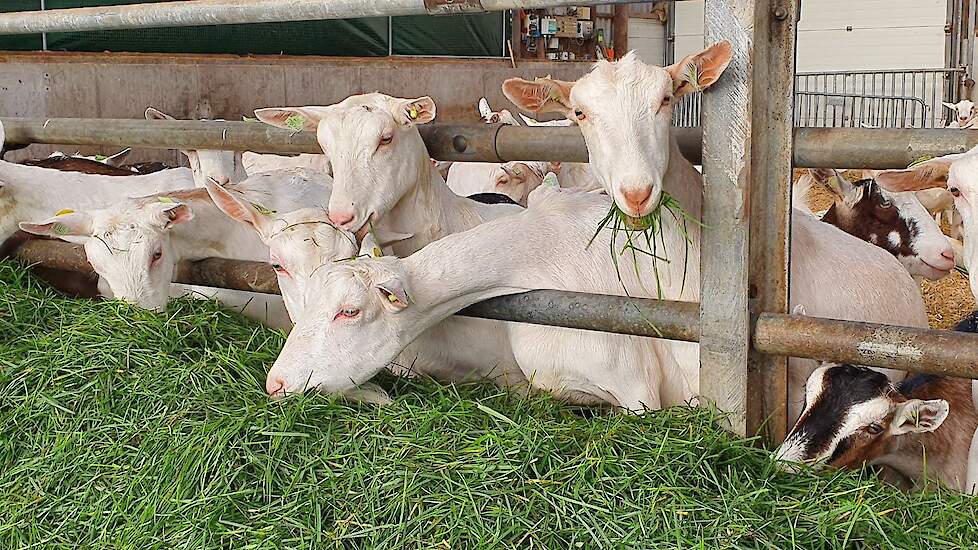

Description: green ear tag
[372,246,382,258]
[157,196,175,204]
[52,222,69,236]
[285,114,306,131]
[409,108,419,120]
[94,154,108,162]
[541,172,559,188]
[387,293,399,303]
[250,202,277,216]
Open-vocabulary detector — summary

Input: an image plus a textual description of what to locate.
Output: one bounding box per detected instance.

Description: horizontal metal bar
[0,117,700,164]
[755,313,978,379]
[797,68,964,76]
[458,290,701,342]
[5,118,978,168]
[11,239,978,378]
[0,0,637,35]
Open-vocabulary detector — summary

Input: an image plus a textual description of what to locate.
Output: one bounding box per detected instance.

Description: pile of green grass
[0,261,975,549]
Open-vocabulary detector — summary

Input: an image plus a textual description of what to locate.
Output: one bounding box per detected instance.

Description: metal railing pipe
[754,313,978,379]
[0,0,638,35]
[11,239,978,378]
[5,118,978,167]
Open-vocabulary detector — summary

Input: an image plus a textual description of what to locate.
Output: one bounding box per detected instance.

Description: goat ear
[144,107,176,121]
[813,169,854,201]
[667,41,733,97]
[876,162,952,193]
[943,102,959,111]
[104,148,132,167]
[375,278,410,312]
[145,199,193,230]
[358,229,413,258]
[502,77,575,116]
[891,399,949,435]
[392,96,436,126]
[478,97,492,119]
[253,107,325,132]
[20,211,94,240]
[204,177,274,238]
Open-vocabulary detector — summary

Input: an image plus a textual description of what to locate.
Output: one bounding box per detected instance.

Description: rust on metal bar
[755,313,978,379]
[794,127,978,169]
[423,0,485,14]
[745,0,797,444]
[173,257,280,295]
[459,290,701,342]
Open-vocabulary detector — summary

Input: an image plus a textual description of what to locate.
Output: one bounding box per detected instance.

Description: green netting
[0,1,506,57]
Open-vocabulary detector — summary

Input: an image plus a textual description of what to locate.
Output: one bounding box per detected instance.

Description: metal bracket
[423,0,486,15]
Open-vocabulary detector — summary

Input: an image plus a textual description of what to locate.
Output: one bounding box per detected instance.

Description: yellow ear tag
[372,246,382,258]
[157,196,175,204]
[387,293,399,303]
[55,209,74,216]
[409,108,419,120]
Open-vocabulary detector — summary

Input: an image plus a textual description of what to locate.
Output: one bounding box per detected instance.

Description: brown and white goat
[800,168,956,279]
[776,362,978,494]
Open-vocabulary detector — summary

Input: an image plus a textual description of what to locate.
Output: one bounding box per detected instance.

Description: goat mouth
[919,259,953,278]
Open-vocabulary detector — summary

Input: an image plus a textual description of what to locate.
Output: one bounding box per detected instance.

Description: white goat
[204,180,526,388]
[264,186,697,409]
[242,152,329,175]
[254,96,528,387]
[944,99,977,128]
[19,169,329,328]
[144,108,247,186]
[502,46,928,422]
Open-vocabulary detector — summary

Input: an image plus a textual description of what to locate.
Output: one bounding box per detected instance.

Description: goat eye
[150,250,162,263]
[379,133,393,146]
[333,307,361,321]
[574,109,586,121]
[950,187,961,197]
[864,423,884,435]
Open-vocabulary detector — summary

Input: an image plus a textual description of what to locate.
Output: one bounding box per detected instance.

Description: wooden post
[700,0,796,440]
[612,4,629,56]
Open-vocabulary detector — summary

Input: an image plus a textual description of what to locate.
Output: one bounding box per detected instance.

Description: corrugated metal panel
[672,0,946,71]
[628,18,666,65]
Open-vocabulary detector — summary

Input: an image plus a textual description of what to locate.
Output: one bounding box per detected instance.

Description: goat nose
[266,375,286,398]
[622,187,653,212]
[328,211,355,227]
[942,249,956,262]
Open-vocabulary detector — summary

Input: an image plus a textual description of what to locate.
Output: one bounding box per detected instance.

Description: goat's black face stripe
[466,192,522,206]
[954,311,978,334]
[827,433,854,464]
[793,365,891,457]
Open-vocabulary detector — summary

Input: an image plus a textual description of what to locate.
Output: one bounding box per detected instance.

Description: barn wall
[674,0,947,71]
[0,52,589,164]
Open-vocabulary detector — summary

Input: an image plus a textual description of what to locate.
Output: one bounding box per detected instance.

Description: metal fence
[674,68,964,129]
[3,0,978,442]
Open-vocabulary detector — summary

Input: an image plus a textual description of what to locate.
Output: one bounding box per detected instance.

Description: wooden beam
[612,4,629,56]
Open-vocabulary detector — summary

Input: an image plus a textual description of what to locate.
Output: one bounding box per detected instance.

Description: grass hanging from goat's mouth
[587,192,702,337]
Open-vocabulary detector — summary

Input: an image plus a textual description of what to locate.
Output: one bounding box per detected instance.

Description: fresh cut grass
[0,261,975,549]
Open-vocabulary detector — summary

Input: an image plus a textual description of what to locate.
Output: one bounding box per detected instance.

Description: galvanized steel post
[745,0,797,444]
[699,0,754,436]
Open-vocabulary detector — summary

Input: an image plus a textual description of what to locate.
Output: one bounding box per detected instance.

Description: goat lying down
[795,169,956,279]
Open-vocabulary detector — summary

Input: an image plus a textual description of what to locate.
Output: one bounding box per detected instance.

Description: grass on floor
[0,261,975,549]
